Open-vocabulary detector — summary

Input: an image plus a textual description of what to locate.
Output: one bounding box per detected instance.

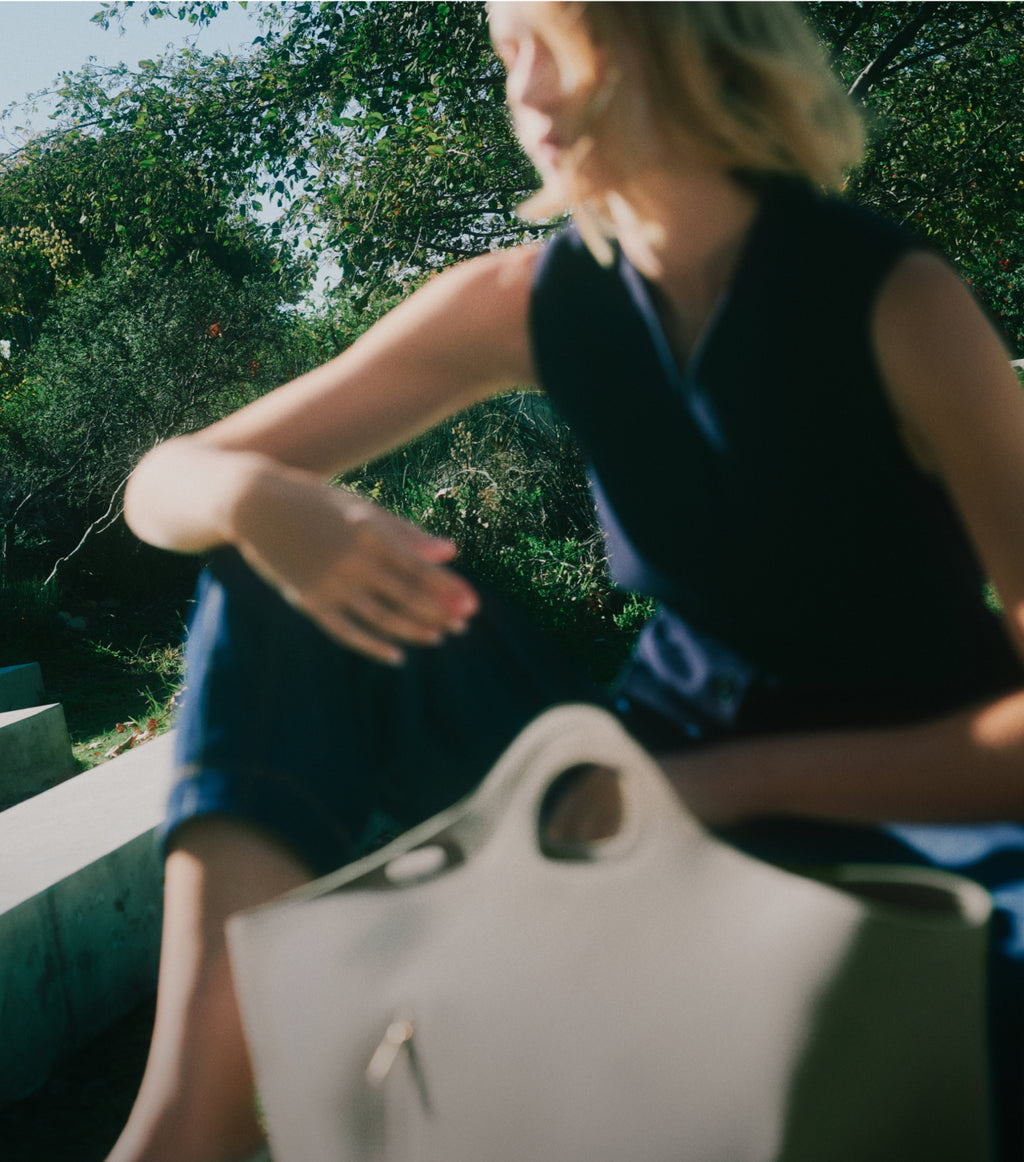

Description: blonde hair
[520,2,864,223]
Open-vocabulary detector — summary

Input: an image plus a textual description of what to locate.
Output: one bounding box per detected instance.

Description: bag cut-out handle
[452,704,702,867]
[538,763,627,858]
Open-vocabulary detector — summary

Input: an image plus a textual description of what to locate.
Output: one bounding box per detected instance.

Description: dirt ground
[0,995,155,1162]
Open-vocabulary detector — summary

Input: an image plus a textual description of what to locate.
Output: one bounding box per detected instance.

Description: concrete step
[0,731,173,1104]
[0,703,76,811]
[0,663,45,713]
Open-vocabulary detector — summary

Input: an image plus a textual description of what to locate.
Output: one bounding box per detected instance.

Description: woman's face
[488,2,606,185]
[489,2,671,205]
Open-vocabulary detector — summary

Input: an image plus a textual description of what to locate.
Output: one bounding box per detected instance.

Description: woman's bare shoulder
[401,243,543,388]
[872,249,1016,443]
[873,248,1024,653]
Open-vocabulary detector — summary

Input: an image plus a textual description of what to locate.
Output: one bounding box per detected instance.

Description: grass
[0,578,190,770]
[66,637,184,769]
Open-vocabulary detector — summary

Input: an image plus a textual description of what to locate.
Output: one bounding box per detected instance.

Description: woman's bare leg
[105,817,313,1162]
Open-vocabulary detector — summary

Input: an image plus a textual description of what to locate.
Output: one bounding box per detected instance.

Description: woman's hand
[233,464,480,665]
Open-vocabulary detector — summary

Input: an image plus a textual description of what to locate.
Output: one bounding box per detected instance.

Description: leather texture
[228,704,993,1162]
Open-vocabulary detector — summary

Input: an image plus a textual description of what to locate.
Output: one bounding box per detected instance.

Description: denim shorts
[167,550,633,874]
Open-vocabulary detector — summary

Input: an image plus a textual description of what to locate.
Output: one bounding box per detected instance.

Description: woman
[113,4,1024,1160]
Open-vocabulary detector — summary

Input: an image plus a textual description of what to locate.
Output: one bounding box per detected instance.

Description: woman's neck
[607,168,760,355]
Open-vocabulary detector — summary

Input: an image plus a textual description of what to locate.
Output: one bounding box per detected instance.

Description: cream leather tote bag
[228,703,993,1162]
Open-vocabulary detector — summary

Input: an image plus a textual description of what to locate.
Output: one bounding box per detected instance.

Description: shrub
[0,253,291,587]
[345,392,654,680]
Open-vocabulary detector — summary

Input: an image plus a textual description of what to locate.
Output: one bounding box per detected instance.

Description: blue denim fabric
[167,550,614,874]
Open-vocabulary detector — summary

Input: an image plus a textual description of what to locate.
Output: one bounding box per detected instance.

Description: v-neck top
[529,180,1024,735]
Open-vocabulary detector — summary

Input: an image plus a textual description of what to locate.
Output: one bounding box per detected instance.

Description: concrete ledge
[0,704,76,811]
[0,663,45,712]
[0,731,174,1104]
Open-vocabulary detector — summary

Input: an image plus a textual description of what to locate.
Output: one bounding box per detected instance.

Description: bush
[0,253,291,586]
[345,392,654,680]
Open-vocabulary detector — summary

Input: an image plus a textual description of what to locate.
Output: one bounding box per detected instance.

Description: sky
[0,0,263,136]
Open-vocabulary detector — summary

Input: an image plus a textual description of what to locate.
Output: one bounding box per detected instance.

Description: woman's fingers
[314,528,479,656]
[237,473,481,661]
[311,574,470,665]
[366,555,476,632]
[328,500,480,629]
[312,604,410,667]
[344,589,447,647]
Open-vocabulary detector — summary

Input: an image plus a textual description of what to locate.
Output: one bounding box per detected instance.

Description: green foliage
[0,253,291,583]
[0,57,305,591]
[345,393,653,679]
[0,126,302,348]
[274,282,407,381]
[299,1,544,290]
[807,2,1024,349]
[65,2,543,296]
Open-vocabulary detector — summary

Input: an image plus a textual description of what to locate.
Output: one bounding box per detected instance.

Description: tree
[0,9,316,594]
[63,2,543,296]
[0,73,312,590]
[0,123,302,351]
[0,252,292,586]
[807,2,1024,350]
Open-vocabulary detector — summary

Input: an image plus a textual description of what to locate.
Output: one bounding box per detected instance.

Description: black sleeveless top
[530,181,1023,737]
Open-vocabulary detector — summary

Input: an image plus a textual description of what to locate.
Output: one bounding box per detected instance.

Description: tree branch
[847,2,946,102]
[42,471,133,587]
[897,25,998,72]
[827,3,877,64]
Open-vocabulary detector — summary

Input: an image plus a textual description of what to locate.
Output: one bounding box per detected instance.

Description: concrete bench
[0,703,76,811]
[0,663,45,713]
[0,731,173,1104]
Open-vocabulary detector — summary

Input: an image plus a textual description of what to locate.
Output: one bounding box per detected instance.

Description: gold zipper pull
[366,1017,415,1087]
[366,1014,432,1114]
